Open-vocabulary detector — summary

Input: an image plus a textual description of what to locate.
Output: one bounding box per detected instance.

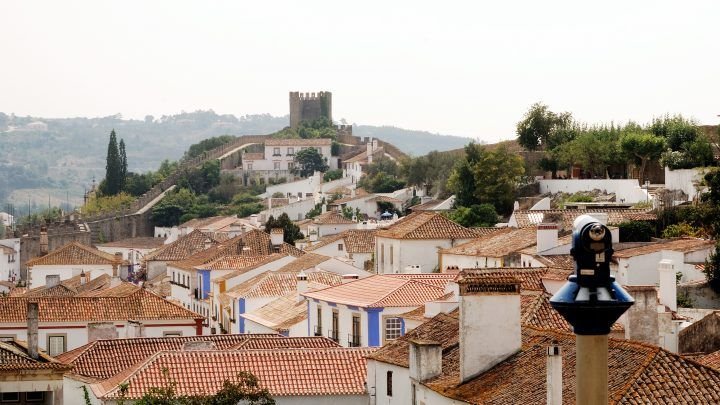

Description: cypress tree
[102,129,122,195]
[119,138,128,191]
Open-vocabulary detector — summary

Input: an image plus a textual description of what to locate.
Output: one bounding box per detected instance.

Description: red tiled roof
[613,238,715,259]
[303,275,447,308]
[19,274,112,297]
[226,269,341,300]
[305,229,376,253]
[232,336,340,350]
[386,273,456,288]
[57,334,281,380]
[457,268,557,292]
[313,211,356,225]
[376,212,478,240]
[94,347,375,399]
[699,350,720,371]
[0,340,71,371]
[0,285,201,323]
[144,230,220,262]
[25,241,127,267]
[240,295,308,332]
[440,227,537,257]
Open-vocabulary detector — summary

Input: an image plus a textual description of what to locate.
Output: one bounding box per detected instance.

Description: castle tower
[289,91,332,129]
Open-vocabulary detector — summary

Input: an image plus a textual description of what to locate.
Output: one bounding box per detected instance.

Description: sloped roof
[0,285,201,323]
[302,275,447,308]
[57,334,281,380]
[265,138,332,146]
[343,146,385,163]
[613,238,715,259]
[225,269,342,300]
[93,347,375,399]
[376,212,477,240]
[440,227,537,257]
[19,274,112,297]
[312,211,356,225]
[144,230,220,262]
[232,336,341,350]
[0,339,71,372]
[97,237,166,250]
[240,294,312,332]
[370,313,720,404]
[25,241,127,267]
[196,255,268,270]
[698,349,720,371]
[306,229,376,253]
[458,268,557,292]
[510,209,656,229]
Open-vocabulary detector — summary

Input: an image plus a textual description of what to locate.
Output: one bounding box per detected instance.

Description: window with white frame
[273,147,281,156]
[287,147,294,155]
[274,161,281,170]
[47,335,66,356]
[385,317,402,340]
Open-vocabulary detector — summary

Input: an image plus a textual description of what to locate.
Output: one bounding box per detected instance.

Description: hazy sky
[2,1,719,142]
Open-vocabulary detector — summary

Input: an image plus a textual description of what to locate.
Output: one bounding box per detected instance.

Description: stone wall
[20,222,91,281]
[679,312,720,354]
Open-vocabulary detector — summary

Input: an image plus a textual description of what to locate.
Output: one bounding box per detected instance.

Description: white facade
[27,264,117,289]
[308,222,357,238]
[263,173,322,200]
[259,198,317,223]
[243,142,333,172]
[614,248,712,286]
[0,239,20,283]
[664,167,707,202]
[376,238,473,274]
[308,243,373,270]
[96,246,159,275]
[0,212,14,227]
[367,360,412,405]
[538,179,649,203]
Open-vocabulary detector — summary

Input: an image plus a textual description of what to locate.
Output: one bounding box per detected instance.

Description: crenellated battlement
[290,91,331,101]
[289,91,332,129]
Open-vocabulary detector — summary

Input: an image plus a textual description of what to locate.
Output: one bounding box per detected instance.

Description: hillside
[0,111,472,209]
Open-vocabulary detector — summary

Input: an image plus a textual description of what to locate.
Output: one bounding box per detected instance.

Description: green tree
[448,204,499,227]
[136,370,274,404]
[292,148,328,177]
[152,188,197,227]
[178,161,221,194]
[184,135,235,159]
[620,132,666,182]
[449,143,525,215]
[323,169,343,182]
[264,213,303,244]
[516,102,574,151]
[618,221,655,242]
[100,129,123,196]
[119,138,128,190]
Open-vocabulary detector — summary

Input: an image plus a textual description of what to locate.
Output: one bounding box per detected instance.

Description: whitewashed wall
[27,264,115,289]
[538,179,648,203]
[260,198,317,223]
[664,167,707,201]
[367,360,411,405]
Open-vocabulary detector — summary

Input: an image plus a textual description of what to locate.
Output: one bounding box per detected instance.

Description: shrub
[618,220,655,242]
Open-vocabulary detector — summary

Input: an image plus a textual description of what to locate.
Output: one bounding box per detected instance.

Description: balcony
[328,329,339,342]
[314,325,323,337]
[348,334,361,347]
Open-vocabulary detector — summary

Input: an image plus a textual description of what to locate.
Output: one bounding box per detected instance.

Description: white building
[305,229,376,270]
[144,229,222,281]
[375,212,478,274]
[24,242,129,289]
[613,238,714,285]
[97,237,165,278]
[242,138,334,181]
[439,227,537,271]
[0,238,19,289]
[0,284,202,356]
[303,274,454,347]
[307,211,358,238]
[0,212,14,227]
[0,337,70,404]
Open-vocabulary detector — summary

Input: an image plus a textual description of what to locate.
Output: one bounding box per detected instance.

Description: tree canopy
[100,129,126,196]
[516,102,573,151]
[619,132,666,182]
[264,213,303,244]
[292,148,328,177]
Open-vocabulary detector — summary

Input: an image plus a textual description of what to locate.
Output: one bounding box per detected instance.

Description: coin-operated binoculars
[550,215,634,405]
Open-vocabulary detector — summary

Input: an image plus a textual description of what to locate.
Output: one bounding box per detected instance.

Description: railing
[328,329,339,342]
[314,325,323,336]
[348,334,361,347]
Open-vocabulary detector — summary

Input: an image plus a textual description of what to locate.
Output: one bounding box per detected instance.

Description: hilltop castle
[289,91,332,129]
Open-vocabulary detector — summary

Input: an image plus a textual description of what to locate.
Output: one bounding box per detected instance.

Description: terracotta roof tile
[613,238,715,259]
[20,274,112,297]
[386,273,456,288]
[225,269,341,300]
[97,237,166,249]
[440,227,538,257]
[0,285,201,323]
[303,275,447,308]
[312,211,356,225]
[144,230,220,262]
[306,229,376,253]
[0,340,71,371]
[57,334,280,380]
[25,241,127,267]
[240,295,311,333]
[232,336,340,350]
[265,138,332,146]
[511,208,656,229]
[95,347,375,399]
[698,350,720,370]
[343,147,385,163]
[376,212,478,240]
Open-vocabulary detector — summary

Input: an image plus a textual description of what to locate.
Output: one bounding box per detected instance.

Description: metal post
[576,334,608,405]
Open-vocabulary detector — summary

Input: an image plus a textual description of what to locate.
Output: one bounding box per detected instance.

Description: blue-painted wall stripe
[199,270,211,300]
[238,298,246,333]
[400,317,405,336]
[366,308,382,347]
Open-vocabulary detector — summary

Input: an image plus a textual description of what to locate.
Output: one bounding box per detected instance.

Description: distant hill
[0,111,472,209]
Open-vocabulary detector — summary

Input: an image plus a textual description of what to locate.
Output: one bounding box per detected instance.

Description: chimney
[366,142,373,164]
[297,271,308,301]
[113,252,123,278]
[409,339,442,382]
[658,259,676,311]
[27,301,39,360]
[250,214,259,227]
[623,285,659,345]
[546,342,562,405]
[46,274,60,288]
[80,270,87,285]
[342,274,359,284]
[125,320,144,338]
[204,238,213,250]
[536,223,559,253]
[321,204,327,214]
[229,223,242,238]
[309,228,318,242]
[268,197,272,209]
[458,273,521,383]
[270,228,284,246]
[182,340,217,351]
[39,226,48,256]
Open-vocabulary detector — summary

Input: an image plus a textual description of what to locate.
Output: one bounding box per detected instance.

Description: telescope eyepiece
[588,224,606,241]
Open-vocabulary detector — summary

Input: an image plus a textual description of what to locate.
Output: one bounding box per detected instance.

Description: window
[385,317,402,340]
[163,331,182,337]
[0,392,19,402]
[338,243,344,251]
[381,244,385,267]
[274,161,281,171]
[390,245,393,265]
[246,162,253,171]
[0,335,15,342]
[386,371,393,397]
[47,335,66,356]
[287,162,295,170]
[273,147,281,156]
[315,306,323,336]
[25,392,44,402]
[287,147,294,155]
[330,310,339,341]
[350,314,361,347]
